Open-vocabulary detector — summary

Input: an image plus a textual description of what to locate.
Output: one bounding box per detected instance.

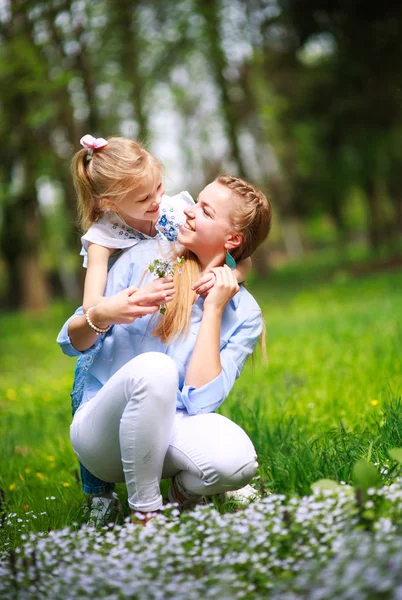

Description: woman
[58,174,272,524]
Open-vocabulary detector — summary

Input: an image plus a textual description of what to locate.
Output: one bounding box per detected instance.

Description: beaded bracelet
[85,307,111,335]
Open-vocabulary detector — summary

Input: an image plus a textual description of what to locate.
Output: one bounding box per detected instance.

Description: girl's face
[106,172,165,224]
[178,181,242,265]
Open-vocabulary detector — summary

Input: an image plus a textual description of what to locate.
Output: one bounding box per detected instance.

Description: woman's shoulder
[235,286,262,317]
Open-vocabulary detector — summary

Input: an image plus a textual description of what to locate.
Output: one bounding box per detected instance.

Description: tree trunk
[17,172,50,311]
[365,179,383,250]
[196,0,247,178]
[113,0,149,142]
[0,182,50,311]
[18,255,49,312]
[389,183,402,243]
[281,218,304,258]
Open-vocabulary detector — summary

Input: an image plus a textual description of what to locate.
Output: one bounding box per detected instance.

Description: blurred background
[1,0,402,312]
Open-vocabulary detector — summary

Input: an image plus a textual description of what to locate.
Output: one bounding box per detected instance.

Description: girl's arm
[69,277,176,352]
[192,257,252,296]
[234,256,252,284]
[185,265,239,388]
[83,243,116,313]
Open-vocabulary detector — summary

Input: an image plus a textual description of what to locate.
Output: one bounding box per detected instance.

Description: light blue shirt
[57,239,263,416]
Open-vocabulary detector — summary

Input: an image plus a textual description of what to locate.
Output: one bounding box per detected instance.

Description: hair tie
[80,134,108,162]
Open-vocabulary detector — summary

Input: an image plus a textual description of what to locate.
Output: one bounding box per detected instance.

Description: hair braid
[216,174,272,262]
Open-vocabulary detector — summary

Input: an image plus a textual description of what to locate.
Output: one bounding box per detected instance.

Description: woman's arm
[83,243,116,313]
[185,266,239,388]
[180,308,262,415]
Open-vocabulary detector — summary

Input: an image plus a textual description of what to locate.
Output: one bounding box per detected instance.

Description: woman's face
[178,181,240,262]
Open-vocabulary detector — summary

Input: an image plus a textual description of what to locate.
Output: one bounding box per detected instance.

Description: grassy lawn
[224,262,402,494]
[0,259,401,595]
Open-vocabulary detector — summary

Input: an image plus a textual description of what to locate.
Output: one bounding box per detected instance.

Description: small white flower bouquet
[148,256,185,313]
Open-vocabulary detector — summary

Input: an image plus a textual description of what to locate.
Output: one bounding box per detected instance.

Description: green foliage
[389,448,402,464]
[353,460,382,498]
[1,0,402,309]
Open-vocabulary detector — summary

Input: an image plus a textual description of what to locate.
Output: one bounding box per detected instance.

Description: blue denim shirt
[58,239,263,417]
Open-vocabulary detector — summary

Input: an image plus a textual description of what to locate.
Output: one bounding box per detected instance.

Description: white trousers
[70,352,258,512]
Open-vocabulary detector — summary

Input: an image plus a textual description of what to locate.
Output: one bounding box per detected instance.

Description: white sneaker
[221,484,260,506]
[87,492,122,527]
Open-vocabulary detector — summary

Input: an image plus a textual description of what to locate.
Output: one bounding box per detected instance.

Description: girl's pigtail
[71,149,102,231]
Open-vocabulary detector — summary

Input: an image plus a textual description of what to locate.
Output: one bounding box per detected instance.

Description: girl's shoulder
[82,211,148,245]
[80,211,148,268]
[156,191,195,242]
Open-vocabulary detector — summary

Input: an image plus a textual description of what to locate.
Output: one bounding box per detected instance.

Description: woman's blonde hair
[153,174,272,344]
[71,137,162,231]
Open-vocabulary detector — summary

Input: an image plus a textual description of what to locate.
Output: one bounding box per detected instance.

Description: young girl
[72,134,251,315]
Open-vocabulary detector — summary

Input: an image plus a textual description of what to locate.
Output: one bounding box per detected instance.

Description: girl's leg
[162,412,258,502]
[70,352,178,512]
[79,463,114,495]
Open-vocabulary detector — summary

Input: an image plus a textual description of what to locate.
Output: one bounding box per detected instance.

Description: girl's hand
[90,278,174,326]
[192,272,216,296]
[203,265,239,313]
[141,276,175,299]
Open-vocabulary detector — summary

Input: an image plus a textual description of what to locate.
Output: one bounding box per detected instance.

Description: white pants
[70,353,258,512]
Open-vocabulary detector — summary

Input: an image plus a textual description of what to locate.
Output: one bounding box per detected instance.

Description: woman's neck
[198,253,225,273]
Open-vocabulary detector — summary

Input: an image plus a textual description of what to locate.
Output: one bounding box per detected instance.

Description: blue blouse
[57,239,263,416]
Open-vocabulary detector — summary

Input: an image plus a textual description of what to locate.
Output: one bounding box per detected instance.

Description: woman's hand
[192,272,216,296]
[203,265,239,313]
[90,276,175,327]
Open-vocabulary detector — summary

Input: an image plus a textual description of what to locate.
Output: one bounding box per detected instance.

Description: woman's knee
[125,352,178,405]
[214,453,258,490]
[209,420,258,490]
[175,412,258,491]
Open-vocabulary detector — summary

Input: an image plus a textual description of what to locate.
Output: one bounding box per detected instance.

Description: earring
[225,251,236,269]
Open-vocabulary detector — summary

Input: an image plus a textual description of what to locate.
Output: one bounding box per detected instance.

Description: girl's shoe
[88,492,122,527]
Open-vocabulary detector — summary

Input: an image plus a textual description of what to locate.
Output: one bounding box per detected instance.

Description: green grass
[223,264,402,494]
[0,262,401,550]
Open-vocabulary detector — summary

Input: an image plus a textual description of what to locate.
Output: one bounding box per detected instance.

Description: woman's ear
[225,231,243,251]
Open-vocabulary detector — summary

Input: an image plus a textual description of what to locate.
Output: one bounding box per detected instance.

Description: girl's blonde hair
[154,174,272,344]
[71,137,162,231]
